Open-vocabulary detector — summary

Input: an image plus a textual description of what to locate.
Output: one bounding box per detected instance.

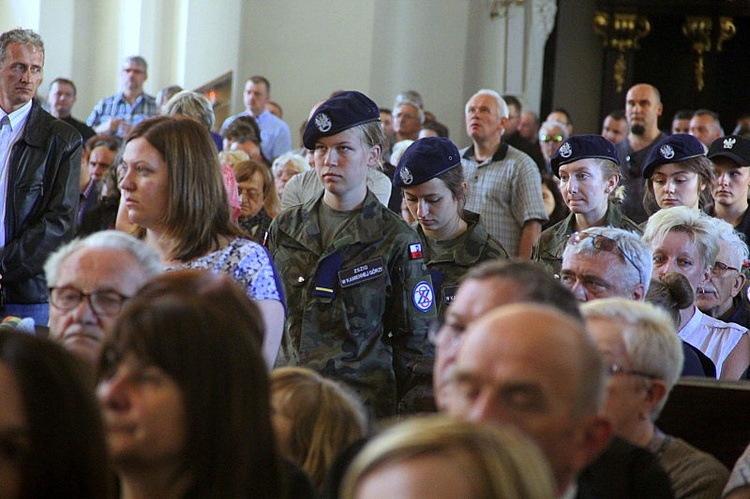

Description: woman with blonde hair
[270,367,368,488]
[341,415,555,499]
[534,135,641,275]
[118,115,284,366]
[644,206,749,379]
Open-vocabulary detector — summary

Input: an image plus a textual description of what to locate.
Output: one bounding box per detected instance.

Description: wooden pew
[656,377,750,469]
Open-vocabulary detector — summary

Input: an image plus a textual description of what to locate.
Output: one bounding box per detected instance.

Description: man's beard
[630,124,645,135]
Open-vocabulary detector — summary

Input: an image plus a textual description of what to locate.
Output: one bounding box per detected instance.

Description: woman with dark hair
[118,115,284,366]
[0,330,111,498]
[540,174,569,230]
[97,270,284,498]
[646,272,717,377]
[232,159,280,243]
[393,136,507,316]
[642,134,714,215]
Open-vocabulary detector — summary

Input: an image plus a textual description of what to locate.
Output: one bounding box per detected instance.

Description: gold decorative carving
[683,16,712,92]
[594,12,651,93]
[682,16,735,92]
[717,17,737,52]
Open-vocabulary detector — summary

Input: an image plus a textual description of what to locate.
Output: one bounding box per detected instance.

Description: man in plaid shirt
[86,55,156,138]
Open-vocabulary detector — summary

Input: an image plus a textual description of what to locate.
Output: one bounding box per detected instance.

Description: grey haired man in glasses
[561,225,714,378]
[44,231,162,366]
[560,226,652,302]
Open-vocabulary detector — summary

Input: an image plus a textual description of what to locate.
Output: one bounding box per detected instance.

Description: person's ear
[605,174,618,194]
[732,273,746,297]
[643,380,667,415]
[631,283,646,302]
[366,145,381,168]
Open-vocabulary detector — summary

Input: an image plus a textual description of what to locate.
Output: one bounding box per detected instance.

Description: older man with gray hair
[582,298,729,497]
[45,230,162,366]
[443,302,674,497]
[87,55,156,138]
[461,89,547,258]
[697,218,750,329]
[560,226,652,302]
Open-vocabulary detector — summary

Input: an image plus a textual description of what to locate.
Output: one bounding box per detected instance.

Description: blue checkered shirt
[86,92,157,137]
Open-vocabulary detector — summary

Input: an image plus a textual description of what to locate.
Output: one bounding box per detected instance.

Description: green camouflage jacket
[533,202,642,276]
[268,190,436,418]
[416,211,508,316]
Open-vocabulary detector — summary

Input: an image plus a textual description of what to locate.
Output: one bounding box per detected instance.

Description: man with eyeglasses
[582,298,729,498]
[562,225,714,378]
[560,227,652,302]
[696,217,750,329]
[44,231,162,366]
[538,119,569,173]
[393,100,423,142]
[87,56,156,139]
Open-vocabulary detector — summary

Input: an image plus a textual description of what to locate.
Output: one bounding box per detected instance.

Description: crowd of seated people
[6,37,750,496]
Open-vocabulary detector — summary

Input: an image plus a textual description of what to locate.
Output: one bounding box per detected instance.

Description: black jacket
[1,103,81,304]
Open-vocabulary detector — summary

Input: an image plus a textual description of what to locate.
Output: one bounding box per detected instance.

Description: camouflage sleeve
[384,233,436,408]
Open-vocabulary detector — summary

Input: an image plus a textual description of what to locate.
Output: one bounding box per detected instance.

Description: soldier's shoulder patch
[411,280,435,312]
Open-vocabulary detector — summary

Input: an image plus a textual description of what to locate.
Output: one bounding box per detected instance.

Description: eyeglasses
[540,134,564,143]
[49,286,130,317]
[567,232,643,285]
[711,261,740,277]
[609,363,659,380]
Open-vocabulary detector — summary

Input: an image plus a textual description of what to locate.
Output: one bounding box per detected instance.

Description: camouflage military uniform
[268,190,436,419]
[533,202,642,276]
[417,210,508,316]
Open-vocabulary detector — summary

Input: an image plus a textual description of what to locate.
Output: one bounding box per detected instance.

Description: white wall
[0,0,556,149]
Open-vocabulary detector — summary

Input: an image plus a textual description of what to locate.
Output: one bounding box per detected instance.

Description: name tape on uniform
[338,257,385,288]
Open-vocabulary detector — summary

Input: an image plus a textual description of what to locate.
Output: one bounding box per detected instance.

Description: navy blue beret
[707,135,750,167]
[393,137,461,188]
[302,91,380,150]
[643,134,705,179]
[550,135,620,176]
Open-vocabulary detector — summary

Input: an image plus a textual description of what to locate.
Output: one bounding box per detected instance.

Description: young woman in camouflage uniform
[534,135,641,275]
[393,137,507,317]
[268,91,436,419]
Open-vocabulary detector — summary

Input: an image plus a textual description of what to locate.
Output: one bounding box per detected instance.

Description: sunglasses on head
[567,232,643,285]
